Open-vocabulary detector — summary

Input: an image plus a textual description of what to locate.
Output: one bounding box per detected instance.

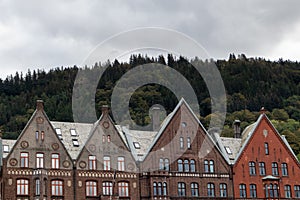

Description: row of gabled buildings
[0,99,299,200]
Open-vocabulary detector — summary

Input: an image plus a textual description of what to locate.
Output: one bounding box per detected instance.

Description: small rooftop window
[70,129,77,137]
[72,139,79,147]
[55,128,62,136]
[225,146,232,155]
[3,145,9,153]
[133,142,141,149]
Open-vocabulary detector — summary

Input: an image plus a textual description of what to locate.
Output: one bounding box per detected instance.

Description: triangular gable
[142,98,229,163]
[6,100,73,169]
[234,113,300,166]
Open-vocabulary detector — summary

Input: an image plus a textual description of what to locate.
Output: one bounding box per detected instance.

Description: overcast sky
[0,0,300,79]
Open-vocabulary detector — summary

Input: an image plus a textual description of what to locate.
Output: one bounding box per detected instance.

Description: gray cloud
[0,0,300,78]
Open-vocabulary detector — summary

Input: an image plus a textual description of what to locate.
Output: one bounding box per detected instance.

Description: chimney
[233,119,241,138]
[101,105,109,116]
[150,106,161,131]
[260,107,267,114]
[36,100,44,111]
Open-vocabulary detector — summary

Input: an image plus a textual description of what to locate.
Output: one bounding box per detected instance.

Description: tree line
[0,54,299,158]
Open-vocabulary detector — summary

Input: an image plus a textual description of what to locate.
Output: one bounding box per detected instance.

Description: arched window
[184,159,189,172]
[284,185,291,198]
[180,137,184,149]
[250,184,257,198]
[239,184,246,198]
[187,137,191,149]
[178,159,183,172]
[282,163,288,176]
[272,162,278,176]
[163,182,167,196]
[159,158,164,170]
[259,162,266,175]
[164,158,169,171]
[191,182,199,197]
[249,161,256,175]
[178,182,186,196]
[204,160,209,172]
[209,160,214,173]
[190,159,196,172]
[35,179,40,196]
[220,183,227,197]
[273,184,279,197]
[157,182,162,196]
[86,181,97,197]
[207,183,215,197]
[153,182,157,196]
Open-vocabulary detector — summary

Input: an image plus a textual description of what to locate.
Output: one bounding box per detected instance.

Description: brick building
[0,100,299,200]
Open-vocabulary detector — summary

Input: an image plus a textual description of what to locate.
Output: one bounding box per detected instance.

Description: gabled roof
[141,98,229,163]
[234,113,299,165]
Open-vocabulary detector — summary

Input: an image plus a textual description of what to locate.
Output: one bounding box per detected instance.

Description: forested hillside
[0,54,299,158]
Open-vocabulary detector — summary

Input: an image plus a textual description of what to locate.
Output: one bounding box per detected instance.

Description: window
[282,163,288,176]
[191,183,199,197]
[51,180,63,196]
[204,160,209,172]
[164,158,169,171]
[157,182,162,196]
[118,182,129,197]
[35,179,40,196]
[264,142,269,155]
[250,184,257,198]
[153,182,157,196]
[209,160,214,173]
[225,146,232,154]
[272,162,279,176]
[190,159,196,172]
[178,182,186,196]
[285,185,292,198]
[36,153,44,168]
[273,184,279,197]
[180,137,184,149]
[3,145,9,153]
[239,184,247,198]
[159,158,164,170]
[55,128,62,136]
[249,161,256,175]
[35,131,39,140]
[133,142,140,149]
[187,137,191,149]
[70,129,77,136]
[86,181,97,197]
[103,156,110,170]
[51,154,59,169]
[102,135,106,143]
[294,185,300,198]
[259,162,266,175]
[103,182,112,196]
[163,182,167,196]
[20,152,29,168]
[72,139,79,147]
[178,159,183,172]
[17,179,29,195]
[184,159,189,172]
[41,131,44,141]
[88,155,96,170]
[220,183,227,197]
[207,183,215,197]
[107,135,111,143]
[118,157,125,171]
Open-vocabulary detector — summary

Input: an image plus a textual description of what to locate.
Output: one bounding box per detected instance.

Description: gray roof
[219,137,242,164]
[122,126,157,161]
[2,139,17,158]
[51,121,93,160]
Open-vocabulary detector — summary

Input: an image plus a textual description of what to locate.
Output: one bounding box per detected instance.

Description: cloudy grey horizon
[0,0,300,79]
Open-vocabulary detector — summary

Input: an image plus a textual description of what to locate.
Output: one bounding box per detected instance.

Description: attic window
[225,146,232,155]
[70,129,77,137]
[72,139,79,147]
[55,128,62,135]
[133,142,141,149]
[3,145,9,153]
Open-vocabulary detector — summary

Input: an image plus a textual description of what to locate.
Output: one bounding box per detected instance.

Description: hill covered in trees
[0,54,299,158]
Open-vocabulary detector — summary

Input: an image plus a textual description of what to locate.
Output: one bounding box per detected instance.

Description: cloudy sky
[0,0,300,79]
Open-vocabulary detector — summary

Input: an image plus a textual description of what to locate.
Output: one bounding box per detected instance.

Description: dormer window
[3,145,9,153]
[225,146,232,155]
[133,142,141,149]
[70,129,77,137]
[72,139,79,147]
